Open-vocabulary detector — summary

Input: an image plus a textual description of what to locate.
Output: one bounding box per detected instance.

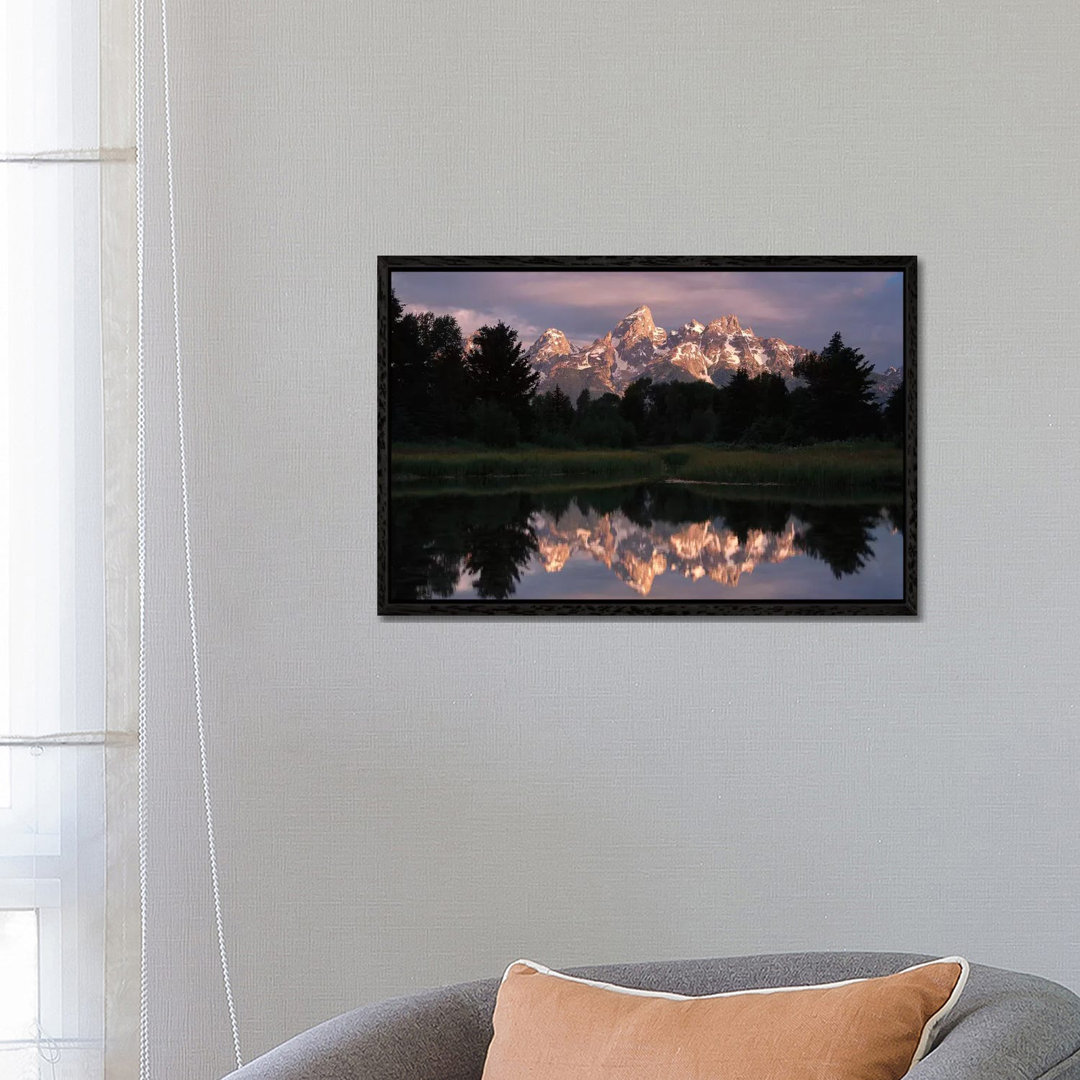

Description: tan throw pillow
[481,957,968,1080]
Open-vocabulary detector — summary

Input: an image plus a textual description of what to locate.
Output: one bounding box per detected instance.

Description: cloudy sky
[393,269,903,372]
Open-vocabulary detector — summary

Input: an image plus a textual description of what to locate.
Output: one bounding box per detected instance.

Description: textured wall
[139,1,1080,1076]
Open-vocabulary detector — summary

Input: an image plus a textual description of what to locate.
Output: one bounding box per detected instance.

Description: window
[1,2,115,1077]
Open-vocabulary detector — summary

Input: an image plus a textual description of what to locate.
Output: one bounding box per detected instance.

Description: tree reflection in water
[389,482,897,602]
[793,503,881,579]
[389,491,539,601]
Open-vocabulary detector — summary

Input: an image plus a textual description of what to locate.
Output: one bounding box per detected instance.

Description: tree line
[390,289,905,448]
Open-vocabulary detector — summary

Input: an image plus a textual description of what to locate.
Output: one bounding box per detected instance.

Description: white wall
[139,1,1080,1076]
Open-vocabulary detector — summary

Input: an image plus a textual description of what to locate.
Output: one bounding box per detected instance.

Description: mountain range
[532,504,801,596]
[520,304,901,403]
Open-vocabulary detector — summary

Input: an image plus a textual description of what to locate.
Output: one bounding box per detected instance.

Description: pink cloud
[403,303,541,344]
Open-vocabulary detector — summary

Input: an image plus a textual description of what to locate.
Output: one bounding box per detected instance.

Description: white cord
[158,0,244,1068]
[133,0,151,1074]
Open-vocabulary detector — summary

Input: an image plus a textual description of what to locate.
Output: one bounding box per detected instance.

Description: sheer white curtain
[1,2,137,1078]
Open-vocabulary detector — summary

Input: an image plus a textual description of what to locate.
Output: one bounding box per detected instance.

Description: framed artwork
[378,256,916,616]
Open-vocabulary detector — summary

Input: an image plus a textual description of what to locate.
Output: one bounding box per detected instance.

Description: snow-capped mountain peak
[523,304,894,402]
[523,327,575,373]
[527,305,811,397]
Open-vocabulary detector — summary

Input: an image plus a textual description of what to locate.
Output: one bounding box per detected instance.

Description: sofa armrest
[221,980,496,1080]
[909,966,1080,1080]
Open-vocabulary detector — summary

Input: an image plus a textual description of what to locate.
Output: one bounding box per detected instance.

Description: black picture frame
[378,255,916,617]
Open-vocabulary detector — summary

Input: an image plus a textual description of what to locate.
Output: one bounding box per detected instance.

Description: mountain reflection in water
[388,483,903,602]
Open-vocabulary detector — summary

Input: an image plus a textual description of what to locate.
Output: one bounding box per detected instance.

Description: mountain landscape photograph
[379,259,915,614]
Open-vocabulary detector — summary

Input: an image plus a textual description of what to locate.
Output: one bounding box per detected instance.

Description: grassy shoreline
[391,441,903,494]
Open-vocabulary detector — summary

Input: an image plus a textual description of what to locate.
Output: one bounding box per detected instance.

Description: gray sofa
[223,952,1080,1079]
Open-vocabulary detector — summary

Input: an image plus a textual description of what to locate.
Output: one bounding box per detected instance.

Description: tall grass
[391,441,903,493]
[667,442,903,493]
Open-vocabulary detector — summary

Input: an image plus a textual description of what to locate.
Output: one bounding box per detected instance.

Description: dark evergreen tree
[577,392,636,447]
[465,322,539,433]
[619,377,652,443]
[743,372,791,443]
[388,289,471,440]
[388,287,431,440]
[882,377,905,445]
[549,385,574,428]
[680,380,723,443]
[414,311,469,438]
[468,399,520,446]
[531,386,576,446]
[792,332,881,441]
[388,286,404,327]
[717,368,756,442]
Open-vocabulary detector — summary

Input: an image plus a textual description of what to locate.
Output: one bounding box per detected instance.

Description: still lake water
[389,482,904,602]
